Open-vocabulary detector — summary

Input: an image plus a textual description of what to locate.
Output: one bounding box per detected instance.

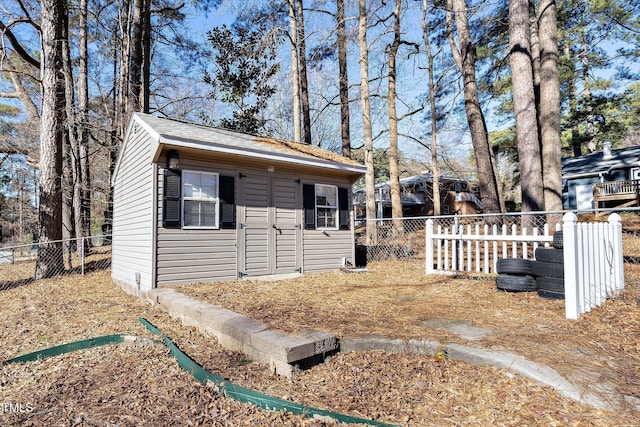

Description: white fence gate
[563,212,624,319]
[425,213,625,319]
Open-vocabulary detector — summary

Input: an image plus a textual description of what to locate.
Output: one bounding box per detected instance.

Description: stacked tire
[495,258,537,292]
[531,230,565,300]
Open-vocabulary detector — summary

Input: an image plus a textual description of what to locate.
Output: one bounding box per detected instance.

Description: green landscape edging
[3,319,395,426]
[138,317,396,427]
[3,334,158,364]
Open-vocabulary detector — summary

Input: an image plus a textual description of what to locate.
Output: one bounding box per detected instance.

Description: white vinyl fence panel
[563,212,624,319]
[425,213,626,319]
[425,218,555,274]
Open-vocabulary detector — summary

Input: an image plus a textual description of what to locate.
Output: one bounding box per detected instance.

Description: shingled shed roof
[126,113,365,174]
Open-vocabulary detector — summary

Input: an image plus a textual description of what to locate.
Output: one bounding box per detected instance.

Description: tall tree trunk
[336,0,351,158]
[422,0,441,216]
[78,0,92,244]
[388,0,403,229]
[288,0,302,142]
[509,0,544,217]
[446,0,504,215]
[538,0,563,214]
[296,0,313,146]
[117,0,132,142]
[358,0,376,245]
[529,0,541,108]
[62,10,80,258]
[129,0,144,116]
[565,43,581,156]
[580,28,595,144]
[36,0,67,279]
[62,128,75,262]
[142,0,151,113]
[105,21,121,243]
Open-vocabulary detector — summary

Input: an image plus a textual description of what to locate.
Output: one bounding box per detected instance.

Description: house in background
[562,142,640,210]
[353,172,483,221]
[111,113,365,298]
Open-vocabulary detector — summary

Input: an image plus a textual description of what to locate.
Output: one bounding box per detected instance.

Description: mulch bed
[1,264,639,425]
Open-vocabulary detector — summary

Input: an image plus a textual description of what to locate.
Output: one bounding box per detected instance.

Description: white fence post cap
[562,212,578,223]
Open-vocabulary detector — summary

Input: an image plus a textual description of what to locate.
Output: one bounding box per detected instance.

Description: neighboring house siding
[155,159,238,286]
[112,129,154,292]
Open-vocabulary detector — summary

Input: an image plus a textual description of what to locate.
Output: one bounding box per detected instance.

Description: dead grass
[2,265,639,425]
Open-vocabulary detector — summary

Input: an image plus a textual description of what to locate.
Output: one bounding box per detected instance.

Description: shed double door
[239,174,301,277]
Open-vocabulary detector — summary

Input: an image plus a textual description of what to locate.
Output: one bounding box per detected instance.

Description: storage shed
[111,113,366,297]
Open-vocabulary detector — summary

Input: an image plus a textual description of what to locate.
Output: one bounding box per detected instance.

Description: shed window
[315,184,338,229]
[183,171,219,228]
[303,183,350,231]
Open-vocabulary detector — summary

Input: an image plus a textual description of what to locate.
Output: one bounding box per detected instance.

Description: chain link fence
[3,208,640,289]
[0,235,112,291]
[357,208,640,269]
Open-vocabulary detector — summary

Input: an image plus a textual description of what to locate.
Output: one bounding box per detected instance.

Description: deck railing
[592,179,640,198]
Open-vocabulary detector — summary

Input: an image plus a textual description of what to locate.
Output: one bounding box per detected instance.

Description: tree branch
[0,20,40,69]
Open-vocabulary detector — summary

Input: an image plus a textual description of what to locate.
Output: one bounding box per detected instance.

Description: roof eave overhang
[562,171,605,180]
[153,135,367,176]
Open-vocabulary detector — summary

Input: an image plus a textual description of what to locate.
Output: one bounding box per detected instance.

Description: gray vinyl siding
[301,174,355,273]
[241,175,270,276]
[111,128,154,291]
[155,158,238,285]
[273,178,300,273]
[302,230,354,272]
[156,230,237,285]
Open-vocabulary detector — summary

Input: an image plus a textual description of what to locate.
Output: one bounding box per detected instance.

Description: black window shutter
[163,169,182,228]
[219,175,235,229]
[338,187,350,230]
[303,184,316,230]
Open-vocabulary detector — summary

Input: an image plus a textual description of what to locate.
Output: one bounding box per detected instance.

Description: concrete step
[147,288,337,377]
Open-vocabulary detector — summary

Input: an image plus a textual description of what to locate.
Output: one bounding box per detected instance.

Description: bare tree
[288,0,302,142]
[422,0,441,216]
[77,0,91,244]
[116,0,132,142]
[128,0,146,115]
[296,0,312,145]
[358,0,376,244]
[336,0,351,157]
[62,11,77,257]
[387,0,403,226]
[446,0,504,214]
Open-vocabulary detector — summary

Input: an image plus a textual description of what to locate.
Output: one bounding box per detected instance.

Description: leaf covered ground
[1,261,639,426]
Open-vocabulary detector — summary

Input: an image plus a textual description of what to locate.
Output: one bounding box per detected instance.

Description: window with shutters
[163,168,235,230]
[303,183,352,231]
[315,184,338,230]
[182,171,219,228]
